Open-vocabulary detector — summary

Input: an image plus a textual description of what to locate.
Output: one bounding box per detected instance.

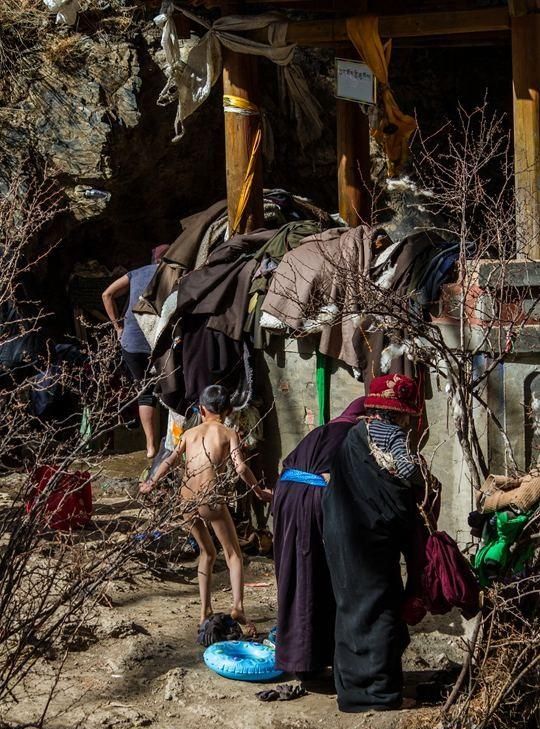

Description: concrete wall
[487,357,540,474]
[260,338,540,547]
[260,338,473,541]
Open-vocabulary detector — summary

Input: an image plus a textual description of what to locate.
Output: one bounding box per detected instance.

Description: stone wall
[259,339,476,543]
[257,322,539,548]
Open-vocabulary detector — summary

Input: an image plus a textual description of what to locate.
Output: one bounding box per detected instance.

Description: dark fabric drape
[272,419,355,674]
[176,230,273,340]
[273,481,335,673]
[167,199,228,269]
[323,421,416,711]
[153,314,249,413]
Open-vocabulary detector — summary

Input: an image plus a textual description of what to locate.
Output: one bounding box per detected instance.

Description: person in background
[323,374,431,713]
[102,245,168,458]
[272,397,366,681]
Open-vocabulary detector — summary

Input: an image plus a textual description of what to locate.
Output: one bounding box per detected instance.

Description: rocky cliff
[1,2,511,317]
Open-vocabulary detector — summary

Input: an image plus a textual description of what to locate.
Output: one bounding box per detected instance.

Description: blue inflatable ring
[203,641,283,682]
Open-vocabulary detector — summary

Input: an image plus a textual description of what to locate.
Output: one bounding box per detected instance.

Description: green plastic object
[316,350,330,426]
[474,511,530,587]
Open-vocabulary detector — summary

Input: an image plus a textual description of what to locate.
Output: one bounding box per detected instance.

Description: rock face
[0,9,337,271]
[0,28,142,216]
[0,8,226,269]
[0,6,512,303]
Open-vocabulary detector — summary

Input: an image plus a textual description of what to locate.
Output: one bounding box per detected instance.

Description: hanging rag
[156,6,323,147]
[261,226,373,370]
[346,16,417,177]
[422,531,480,618]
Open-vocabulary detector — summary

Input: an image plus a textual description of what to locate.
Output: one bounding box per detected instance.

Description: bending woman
[323,374,430,712]
[272,397,366,679]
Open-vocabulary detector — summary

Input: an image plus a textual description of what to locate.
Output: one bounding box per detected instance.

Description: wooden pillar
[222,49,264,235]
[511,12,540,259]
[337,97,371,226]
[336,46,371,226]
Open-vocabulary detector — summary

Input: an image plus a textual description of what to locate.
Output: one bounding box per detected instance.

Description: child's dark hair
[199,385,231,415]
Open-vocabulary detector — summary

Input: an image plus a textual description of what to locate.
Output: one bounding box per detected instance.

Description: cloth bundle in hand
[256,684,307,702]
[197,613,243,647]
[479,472,540,514]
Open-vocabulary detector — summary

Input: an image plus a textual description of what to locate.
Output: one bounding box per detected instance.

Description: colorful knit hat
[364,374,419,415]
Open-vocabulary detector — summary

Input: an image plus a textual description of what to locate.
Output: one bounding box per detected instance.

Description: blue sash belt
[280,468,327,488]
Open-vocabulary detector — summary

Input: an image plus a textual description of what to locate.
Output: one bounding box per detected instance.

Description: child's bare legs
[190,517,217,624]
[199,504,246,623]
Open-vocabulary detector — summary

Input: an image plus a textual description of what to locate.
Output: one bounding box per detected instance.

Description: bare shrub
[265,102,539,725]
[0,167,268,725]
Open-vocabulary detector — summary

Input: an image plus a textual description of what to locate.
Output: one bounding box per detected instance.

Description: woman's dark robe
[272,417,359,674]
[322,420,416,711]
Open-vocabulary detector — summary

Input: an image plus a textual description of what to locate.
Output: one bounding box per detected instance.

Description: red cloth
[364,374,419,415]
[26,465,93,531]
[421,531,480,619]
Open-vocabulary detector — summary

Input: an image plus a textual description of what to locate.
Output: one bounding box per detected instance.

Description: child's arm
[229,431,272,502]
[140,437,186,491]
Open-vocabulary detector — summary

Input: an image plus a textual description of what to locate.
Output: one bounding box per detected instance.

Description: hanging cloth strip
[223,95,263,235]
[155,4,323,147]
[346,15,417,177]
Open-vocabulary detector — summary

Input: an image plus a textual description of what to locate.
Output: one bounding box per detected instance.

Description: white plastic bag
[43,0,80,26]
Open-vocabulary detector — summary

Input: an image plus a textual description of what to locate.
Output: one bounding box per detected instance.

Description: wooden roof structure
[172,1,539,258]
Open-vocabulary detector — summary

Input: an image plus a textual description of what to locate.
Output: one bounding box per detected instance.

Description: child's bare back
[180,421,237,505]
[139,385,272,630]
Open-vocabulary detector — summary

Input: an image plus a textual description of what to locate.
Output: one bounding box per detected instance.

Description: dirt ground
[1,452,467,729]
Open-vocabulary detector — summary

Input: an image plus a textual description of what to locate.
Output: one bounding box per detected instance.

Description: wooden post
[336,96,371,226]
[336,46,371,226]
[511,12,540,259]
[222,49,264,235]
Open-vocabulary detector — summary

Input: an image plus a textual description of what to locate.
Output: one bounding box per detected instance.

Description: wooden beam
[222,49,264,234]
[281,7,510,46]
[336,51,371,226]
[511,13,540,259]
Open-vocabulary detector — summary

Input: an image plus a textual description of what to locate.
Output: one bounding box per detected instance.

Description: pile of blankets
[134,190,463,415]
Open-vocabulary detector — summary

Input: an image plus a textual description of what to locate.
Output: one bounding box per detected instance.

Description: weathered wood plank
[511,14,540,260]
[222,49,264,234]
[281,7,510,45]
[336,92,371,225]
